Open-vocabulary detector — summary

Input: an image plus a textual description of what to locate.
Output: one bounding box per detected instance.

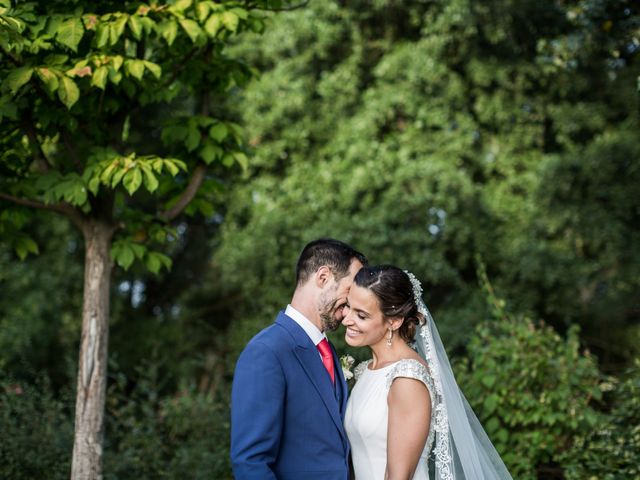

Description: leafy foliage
[219,0,640,365]
[563,360,640,480]
[0,377,73,480]
[454,262,603,478]
[0,363,232,480]
[104,362,232,480]
[0,0,271,270]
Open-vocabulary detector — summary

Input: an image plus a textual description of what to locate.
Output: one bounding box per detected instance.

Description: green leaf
[111,55,124,72]
[112,243,135,270]
[15,236,39,260]
[130,243,146,259]
[110,15,128,45]
[222,153,234,167]
[230,8,249,20]
[110,168,127,188]
[36,67,59,94]
[91,66,108,90]
[234,152,249,171]
[43,54,69,66]
[140,164,159,192]
[164,160,180,176]
[185,125,201,152]
[4,67,33,95]
[123,168,143,195]
[173,0,193,11]
[128,15,142,40]
[152,158,164,173]
[143,61,161,79]
[88,177,100,195]
[200,142,220,164]
[209,122,228,142]
[125,59,145,80]
[179,18,202,43]
[108,66,123,85]
[481,374,497,388]
[221,11,239,32]
[196,2,211,22]
[145,251,172,274]
[483,394,499,414]
[57,76,80,109]
[204,14,222,37]
[159,20,178,46]
[95,23,109,48]
[56,17,84,52]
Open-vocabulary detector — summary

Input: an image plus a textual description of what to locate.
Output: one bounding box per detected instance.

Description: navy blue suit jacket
[230,311,350,479]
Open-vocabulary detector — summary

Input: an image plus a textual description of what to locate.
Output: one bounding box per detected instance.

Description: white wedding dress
[345,358,437,480]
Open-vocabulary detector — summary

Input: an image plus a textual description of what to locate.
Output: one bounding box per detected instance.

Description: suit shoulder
[242,322,291,354]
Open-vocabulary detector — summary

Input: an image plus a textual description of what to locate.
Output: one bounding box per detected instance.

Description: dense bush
[0,366,232,480]
[104,362,232,480]
[0,377,73,479]
[563,360,640,480]
[454,265,603,479]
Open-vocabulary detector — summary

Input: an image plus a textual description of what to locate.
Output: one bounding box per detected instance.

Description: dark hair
[295,238,368,286]
[354,265,424,342]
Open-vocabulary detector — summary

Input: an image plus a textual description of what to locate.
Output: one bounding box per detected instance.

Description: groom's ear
[315,265,332,287]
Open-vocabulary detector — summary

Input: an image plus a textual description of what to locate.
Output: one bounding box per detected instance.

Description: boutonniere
[340,354,355,381]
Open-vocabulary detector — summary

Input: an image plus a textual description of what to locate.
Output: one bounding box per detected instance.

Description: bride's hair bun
[354,265,425,343]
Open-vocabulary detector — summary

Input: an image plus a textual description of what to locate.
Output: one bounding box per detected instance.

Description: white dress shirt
[285,304,326,349]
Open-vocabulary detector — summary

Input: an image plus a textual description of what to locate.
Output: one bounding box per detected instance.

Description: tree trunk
[71,220,114,480]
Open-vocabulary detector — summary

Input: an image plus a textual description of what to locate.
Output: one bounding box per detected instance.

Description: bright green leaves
[122,59,161,81]
[55,17,84,52]
[178,18,202,43]
[2,66,32,95]
[111,238,172,273]
[158,20,179,46]
[161,1,256,42]
[91,66,108,89]
[124,59,145,80]
[2,63,81,109]
[57,75,79,109]
[145,250,172,274]
[88,151,187,197]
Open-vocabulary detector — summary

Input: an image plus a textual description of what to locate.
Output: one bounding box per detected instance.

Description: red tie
[316,338,335,385]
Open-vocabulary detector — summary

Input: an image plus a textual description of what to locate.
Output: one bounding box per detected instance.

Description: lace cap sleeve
[353,360,372,381]
[385,358,435,396]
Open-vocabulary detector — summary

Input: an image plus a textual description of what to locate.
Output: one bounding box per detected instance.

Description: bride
[342,265,512,480]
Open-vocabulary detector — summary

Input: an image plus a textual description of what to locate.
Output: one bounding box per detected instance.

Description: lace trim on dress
[386,359,437,458]
[353,360,372,381]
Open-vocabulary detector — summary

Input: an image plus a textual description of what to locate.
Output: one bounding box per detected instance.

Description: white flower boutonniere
[340,354,355,381]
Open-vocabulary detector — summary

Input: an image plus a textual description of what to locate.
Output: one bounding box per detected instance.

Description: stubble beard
[319,294,342,332]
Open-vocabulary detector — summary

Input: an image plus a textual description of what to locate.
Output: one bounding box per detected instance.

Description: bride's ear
[388,317,404,332]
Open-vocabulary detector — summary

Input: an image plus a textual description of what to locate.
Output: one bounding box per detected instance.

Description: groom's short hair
[295,238,367,286]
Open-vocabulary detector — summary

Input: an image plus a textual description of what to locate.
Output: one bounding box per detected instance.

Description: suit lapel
[330,342,349,415]
[276,313,347,446]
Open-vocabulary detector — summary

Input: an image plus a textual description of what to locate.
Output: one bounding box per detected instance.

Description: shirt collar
[285,304,325,346]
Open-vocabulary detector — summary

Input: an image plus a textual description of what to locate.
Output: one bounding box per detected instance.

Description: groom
[231,238,366,479]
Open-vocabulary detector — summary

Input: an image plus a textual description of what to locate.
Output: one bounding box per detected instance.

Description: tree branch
[0,192,85,230]
[158,163,207,222]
